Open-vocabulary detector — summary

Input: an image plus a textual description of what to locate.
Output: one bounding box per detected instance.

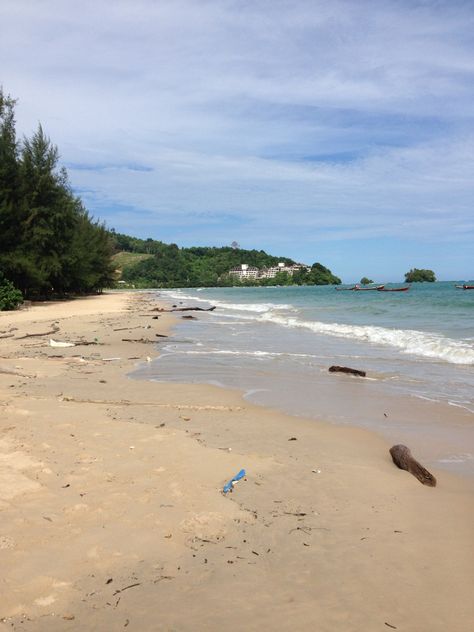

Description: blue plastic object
[223,468,246,493]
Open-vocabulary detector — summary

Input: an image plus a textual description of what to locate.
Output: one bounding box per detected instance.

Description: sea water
[132,283,474,476]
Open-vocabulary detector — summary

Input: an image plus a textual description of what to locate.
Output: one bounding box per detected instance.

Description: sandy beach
[1,291,473,631]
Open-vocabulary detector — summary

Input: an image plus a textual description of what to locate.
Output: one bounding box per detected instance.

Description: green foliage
[0,272,23,310]
[116,236,341,288]
[404,268,436,283]
[0,88,340,295]
[112,251,153,271]
[360,277,373,285]
[0,88,115,298]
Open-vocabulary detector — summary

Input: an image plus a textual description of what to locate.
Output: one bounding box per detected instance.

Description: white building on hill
[228,262,310,280]
[260,262,310,279]
[228,264,260,280]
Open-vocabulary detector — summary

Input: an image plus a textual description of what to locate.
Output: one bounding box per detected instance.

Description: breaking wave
[256,312,474,365]
[159,289,474,365]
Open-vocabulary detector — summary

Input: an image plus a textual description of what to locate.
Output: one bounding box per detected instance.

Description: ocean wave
[257,313,474,365]
[171,349,316,358]
[438,453,474,464]
[159,289,295,314]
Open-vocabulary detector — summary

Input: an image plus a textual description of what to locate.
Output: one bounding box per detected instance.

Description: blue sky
[1,0,473,281]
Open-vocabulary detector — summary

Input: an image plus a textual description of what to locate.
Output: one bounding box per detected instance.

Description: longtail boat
[377,286,410,292]
[335,285,384,291]
[455,284,474,290]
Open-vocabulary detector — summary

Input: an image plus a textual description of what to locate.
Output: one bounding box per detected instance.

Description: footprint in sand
[180,512,227,545]
[0,535,16,549]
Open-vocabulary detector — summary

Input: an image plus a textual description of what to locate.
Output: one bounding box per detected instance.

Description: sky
[1,0,474,282]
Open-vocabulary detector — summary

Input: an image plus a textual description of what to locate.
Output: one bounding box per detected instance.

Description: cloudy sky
[1,0,473,280]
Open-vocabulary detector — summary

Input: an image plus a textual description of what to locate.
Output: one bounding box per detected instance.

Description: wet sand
[1,292,473,631]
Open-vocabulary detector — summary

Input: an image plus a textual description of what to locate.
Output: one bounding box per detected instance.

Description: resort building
[228,262,311,280]
[228,264,260,280]
[259,262,310,278]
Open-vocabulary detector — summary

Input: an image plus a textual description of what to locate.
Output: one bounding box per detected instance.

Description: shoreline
[132,294,474,480]
[1,292,474,631]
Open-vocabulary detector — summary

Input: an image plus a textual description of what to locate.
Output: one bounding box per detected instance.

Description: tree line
[0,88,115,301]
[110,233,341,287]
[1,87,341,307]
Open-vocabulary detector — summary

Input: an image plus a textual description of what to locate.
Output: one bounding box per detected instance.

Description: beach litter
[49,339,75,348]
[223,469,246,494]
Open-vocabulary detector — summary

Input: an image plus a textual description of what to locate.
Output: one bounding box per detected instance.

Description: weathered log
[171,306,216,312]
[121,338,160,344]
[328,365,366,377]
[389,444,436,487]
[0,327,18,338]
[73,340,100,346]
[150,306,216,313]
[16,324,60,339]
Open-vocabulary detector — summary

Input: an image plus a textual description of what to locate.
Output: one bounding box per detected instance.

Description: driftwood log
[121,338,161,344]
[328,365,366,378]
[172,306,215,312]
[389,444,436,487]
[16,324,60,339]
[150,306,216,313]
[0,327,18,339]
[73,340,100,346]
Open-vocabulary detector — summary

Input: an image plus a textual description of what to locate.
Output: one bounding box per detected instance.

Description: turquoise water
[133,283,474,475]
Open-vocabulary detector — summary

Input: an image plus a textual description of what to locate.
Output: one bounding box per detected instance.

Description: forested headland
[109,232,341,288]
[1,88,340,308]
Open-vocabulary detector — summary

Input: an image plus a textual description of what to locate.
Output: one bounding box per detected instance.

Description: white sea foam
[159,290,294,314]
[438,453,474,464]
[174,349,317,359]
[159,289,474,365]
[256,313,474,365]
[448,401,474,413]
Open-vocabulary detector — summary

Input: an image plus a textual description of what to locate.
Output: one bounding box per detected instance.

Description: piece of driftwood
[0,366,35,378]
[328,365,366,377]
[73,340,100,346]
[0,327,18,338]
[172,306,216,312]
[182,315,196,319]
[389,444,436,487]
[16,324,60,339]
[150,306,216,313]
[121,338,159,344]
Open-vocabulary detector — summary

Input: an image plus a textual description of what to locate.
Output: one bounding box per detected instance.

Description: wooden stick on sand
[390,444,437,487]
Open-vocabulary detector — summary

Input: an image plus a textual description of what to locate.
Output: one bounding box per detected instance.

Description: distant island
[405,268,436,283]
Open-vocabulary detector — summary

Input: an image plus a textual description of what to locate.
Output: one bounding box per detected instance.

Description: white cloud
[1,0,474,273]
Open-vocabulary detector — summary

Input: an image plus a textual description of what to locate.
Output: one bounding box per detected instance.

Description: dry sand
[1,292,473,631]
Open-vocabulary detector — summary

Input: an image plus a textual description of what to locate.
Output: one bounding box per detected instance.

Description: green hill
[109,232,341,288]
